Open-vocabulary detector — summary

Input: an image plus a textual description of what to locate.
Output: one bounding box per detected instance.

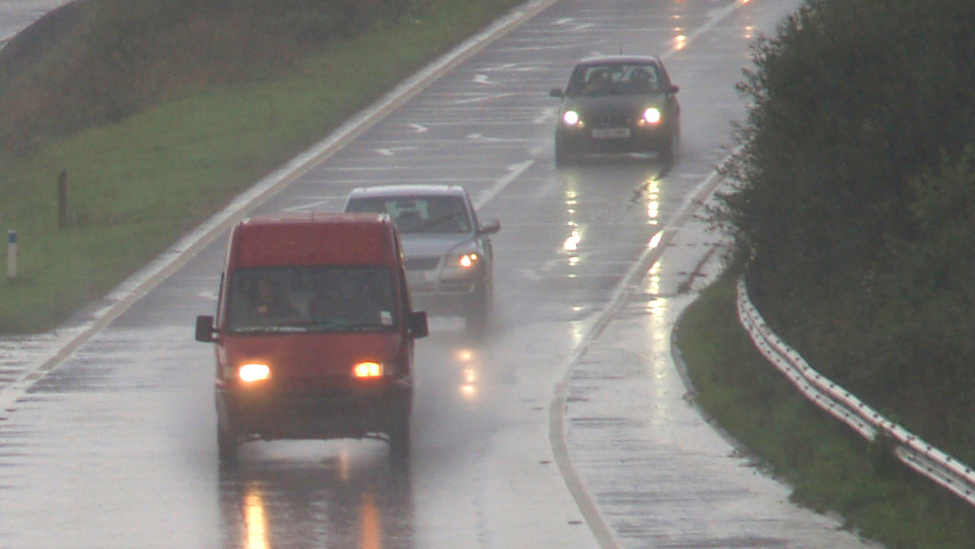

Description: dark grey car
[550,55,680,165]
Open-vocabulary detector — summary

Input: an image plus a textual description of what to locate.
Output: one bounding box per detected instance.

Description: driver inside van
[250,276,298,321]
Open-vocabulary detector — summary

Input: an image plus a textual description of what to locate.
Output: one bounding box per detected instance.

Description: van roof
[346,184,467,199]
[230,212,398,268]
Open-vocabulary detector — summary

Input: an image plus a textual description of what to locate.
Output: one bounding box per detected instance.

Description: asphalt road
[0,1,884,548]
[0,0,67,42]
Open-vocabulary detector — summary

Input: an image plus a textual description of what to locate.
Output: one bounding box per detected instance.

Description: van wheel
[388,416,410,464]
[217,418,239,467]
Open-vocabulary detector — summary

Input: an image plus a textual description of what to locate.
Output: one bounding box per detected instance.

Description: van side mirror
[479,219,501,235]
[408,311,429,338]
[195,315,216,343]
[549,88,564,98]
[668,84,679,94]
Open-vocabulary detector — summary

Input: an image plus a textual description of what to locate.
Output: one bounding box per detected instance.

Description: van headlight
[238,363,271,383]
[352,361,384,378]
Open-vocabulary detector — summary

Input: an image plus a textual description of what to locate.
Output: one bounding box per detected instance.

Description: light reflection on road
[218,443,414,549]
[242,483,268,549]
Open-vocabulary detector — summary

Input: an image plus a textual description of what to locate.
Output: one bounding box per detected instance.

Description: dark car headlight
[641,107,662,125]
[561,110,583,127]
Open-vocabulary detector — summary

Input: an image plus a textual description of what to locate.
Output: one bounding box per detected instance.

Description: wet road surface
[0,1,885,548]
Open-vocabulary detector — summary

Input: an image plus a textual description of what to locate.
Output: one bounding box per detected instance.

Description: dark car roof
[574,55,664,66]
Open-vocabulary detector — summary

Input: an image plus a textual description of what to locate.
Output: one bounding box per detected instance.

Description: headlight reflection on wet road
[456,348,480,400]
[243,483,269,549]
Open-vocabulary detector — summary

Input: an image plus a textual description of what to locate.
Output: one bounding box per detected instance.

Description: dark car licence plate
[591,127,631,139]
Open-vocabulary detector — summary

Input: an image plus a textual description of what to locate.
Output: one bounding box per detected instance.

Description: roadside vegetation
[0,0,523,332]
[681,0,975,547]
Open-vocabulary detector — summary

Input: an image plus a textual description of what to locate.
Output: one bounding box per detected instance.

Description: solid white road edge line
[547,149,739,549]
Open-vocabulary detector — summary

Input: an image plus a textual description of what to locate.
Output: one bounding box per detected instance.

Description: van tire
[217,419,239,466]
[388,416,410,464]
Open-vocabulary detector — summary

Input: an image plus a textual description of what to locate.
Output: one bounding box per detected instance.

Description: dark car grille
[404,257,440,271]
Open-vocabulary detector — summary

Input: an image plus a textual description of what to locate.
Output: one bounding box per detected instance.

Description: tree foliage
[714,0,975,460]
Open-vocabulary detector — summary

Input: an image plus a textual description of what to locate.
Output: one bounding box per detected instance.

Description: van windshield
[225,265,396,334]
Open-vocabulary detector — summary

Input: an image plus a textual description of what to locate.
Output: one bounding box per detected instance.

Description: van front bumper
[216,378,411,442]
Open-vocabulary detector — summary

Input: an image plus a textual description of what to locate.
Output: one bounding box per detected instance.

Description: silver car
[343,184,500,334]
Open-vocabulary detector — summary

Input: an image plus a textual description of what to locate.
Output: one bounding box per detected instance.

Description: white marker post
[7,230,16,279]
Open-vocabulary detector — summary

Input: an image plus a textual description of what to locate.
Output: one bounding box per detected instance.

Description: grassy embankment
[676,272,975,549]
[0,0,524,333]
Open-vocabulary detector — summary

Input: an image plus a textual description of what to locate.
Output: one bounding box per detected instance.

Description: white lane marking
[535,107,556,124]
[552,18,594,31]
[473,159,533,211]
[466,133,506,143]
[409,123,428,133]
[449,92,514,105]
[283,199,330,212]
[376,146,415,156]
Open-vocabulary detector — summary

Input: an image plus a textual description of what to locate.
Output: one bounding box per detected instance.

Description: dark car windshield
[225,265,396,334]
[346,195,473,234]
[566,62,663,97]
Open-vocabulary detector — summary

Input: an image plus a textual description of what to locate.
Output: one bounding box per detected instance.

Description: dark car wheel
[657,125,680,161]
[554,136,577,167]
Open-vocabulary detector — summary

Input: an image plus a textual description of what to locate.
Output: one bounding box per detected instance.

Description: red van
[195,212,428,465]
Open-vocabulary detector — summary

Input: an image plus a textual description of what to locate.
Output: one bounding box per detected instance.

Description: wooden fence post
[7,230,16,279]
[58,169,68,230]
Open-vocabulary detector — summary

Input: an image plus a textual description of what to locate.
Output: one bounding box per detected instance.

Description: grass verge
[675,271,975,549]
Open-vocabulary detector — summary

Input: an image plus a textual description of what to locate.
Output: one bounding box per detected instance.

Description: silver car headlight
[642,107,662,124]
[441,248,483,280]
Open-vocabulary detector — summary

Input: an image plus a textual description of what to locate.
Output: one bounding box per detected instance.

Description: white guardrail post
[735,276,975,507]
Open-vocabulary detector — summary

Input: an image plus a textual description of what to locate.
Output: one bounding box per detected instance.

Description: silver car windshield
[566,63,662,96]
[225,265,396,333]
[346,195,472,234]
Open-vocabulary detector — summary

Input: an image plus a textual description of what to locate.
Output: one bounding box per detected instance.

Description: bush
[712,0,975,465]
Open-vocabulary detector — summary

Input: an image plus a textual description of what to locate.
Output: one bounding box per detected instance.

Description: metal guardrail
[735,277,975,507]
